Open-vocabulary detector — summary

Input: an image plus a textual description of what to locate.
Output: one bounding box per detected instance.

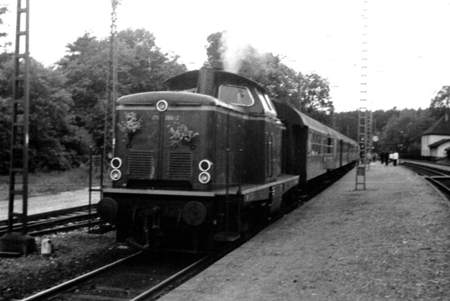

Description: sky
[1,0,450,112]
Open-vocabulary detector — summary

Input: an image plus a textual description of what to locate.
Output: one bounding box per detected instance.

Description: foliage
[1,28,187,174]
[57,29,187,147]
[298,73,333,124]
[333,111,358,141]
[168,123,199,148]
[377,109,436,157]
[0,4,11,50]
[0,54,93,174]
[430,86,450,118]
[430,86,450,109]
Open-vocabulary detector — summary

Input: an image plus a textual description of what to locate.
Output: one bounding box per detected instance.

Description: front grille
[168,152,193,178]
[128,151,154,179]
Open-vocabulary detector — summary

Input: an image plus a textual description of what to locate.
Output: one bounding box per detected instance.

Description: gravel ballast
[0,231,135,300]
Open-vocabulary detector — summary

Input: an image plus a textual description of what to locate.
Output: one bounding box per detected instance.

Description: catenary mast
[103,0,120,168]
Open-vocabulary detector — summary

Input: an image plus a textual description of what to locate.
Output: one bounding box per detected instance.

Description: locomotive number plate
[165,115,180,121]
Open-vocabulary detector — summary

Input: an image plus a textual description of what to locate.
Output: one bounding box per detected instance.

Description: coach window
[308,132,312,154]
[219,85,254,106]
[327,137,333,154]
[312,132,321,155]
[321,136,324,154]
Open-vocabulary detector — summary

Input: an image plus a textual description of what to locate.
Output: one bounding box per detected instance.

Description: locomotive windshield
[218,84,254,106]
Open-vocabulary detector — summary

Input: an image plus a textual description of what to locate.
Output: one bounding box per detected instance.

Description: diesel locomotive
[97,67,359,251]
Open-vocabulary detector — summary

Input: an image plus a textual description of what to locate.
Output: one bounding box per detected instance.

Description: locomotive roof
[163,68,266,93]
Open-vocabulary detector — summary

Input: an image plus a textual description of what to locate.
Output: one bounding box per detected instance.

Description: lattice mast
[7,0,30,233]
[103,0,119,166]
[358,0,371,165]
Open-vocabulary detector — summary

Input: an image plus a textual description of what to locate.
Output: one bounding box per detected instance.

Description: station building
[421,114,450,159]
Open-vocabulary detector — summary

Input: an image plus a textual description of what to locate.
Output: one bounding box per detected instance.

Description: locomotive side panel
[243,119,267,184]
[242,118,283,184]
[215,111,246,188]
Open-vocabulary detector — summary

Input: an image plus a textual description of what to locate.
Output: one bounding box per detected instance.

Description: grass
[0,168,105,201]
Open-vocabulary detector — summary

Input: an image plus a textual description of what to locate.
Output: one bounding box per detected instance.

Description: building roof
[428,139,450,148]
[422,114,450,136]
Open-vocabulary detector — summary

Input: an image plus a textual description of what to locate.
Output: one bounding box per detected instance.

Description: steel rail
[27,218,103,236]
[426,177,450,197]
[21,251,143,301]
[131,243,239,301]
[401,162,450,177]
[0,213,100,237]
[0,205,96,226]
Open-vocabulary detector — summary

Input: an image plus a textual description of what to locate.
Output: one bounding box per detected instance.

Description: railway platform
[160,162,450,300]
[0,188,100,221]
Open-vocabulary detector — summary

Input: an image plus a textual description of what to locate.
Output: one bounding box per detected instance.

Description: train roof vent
[168,152,193,178]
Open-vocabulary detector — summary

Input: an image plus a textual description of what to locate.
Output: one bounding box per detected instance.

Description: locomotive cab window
[218,85,254,106]
[256,90,276,114]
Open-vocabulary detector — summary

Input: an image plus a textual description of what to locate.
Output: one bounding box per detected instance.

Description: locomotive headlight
[110,157,122,169]
[199,159,213,171]
[198,172,211,184]
[156,100,168,112]
[110,169,122,181]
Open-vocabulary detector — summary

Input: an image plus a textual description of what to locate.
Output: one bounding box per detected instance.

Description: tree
[430,86,450,118]
[0,54,92,173]
[431,86,450,109]
[378,109,436,158]
[0,4,11,50]
[333,111,358,141]
[57,29,187,147]
[298,73,333,124]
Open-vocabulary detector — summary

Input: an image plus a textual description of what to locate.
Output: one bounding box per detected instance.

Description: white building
[421,114,450,158]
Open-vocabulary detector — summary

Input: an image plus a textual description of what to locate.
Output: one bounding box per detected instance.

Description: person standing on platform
[393,152,399,166]
[389,152,394,165]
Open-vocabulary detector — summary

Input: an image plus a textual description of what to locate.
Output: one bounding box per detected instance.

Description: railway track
[401,161,450,199]
[0,205,102,237]
[21,243,239,301]
[16,165,355,301]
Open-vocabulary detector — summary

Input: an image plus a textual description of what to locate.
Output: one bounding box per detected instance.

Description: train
[97,67,359,251]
